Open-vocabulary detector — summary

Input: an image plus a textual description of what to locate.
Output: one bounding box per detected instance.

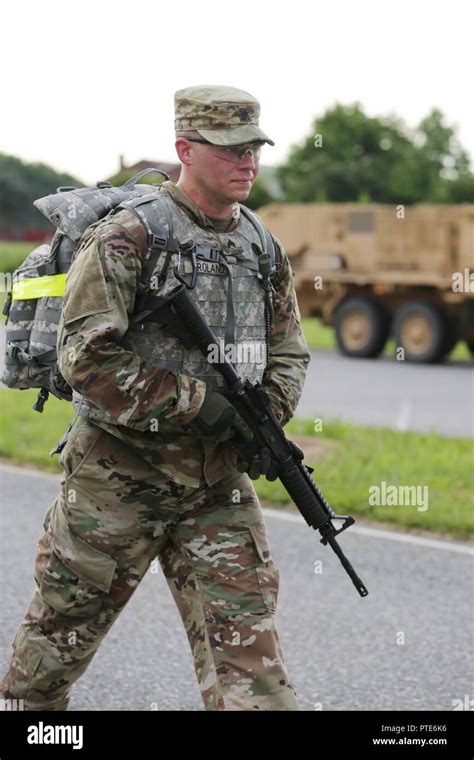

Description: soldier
[0,85,310,711]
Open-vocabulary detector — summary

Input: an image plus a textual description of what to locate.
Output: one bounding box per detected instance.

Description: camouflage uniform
[0,86,310,711]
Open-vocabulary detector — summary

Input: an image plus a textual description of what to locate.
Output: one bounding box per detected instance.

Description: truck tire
[334,298,389,358]
[393,302,449,363]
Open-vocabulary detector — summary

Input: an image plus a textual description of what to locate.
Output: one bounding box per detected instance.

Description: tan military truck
[258,203,474,362]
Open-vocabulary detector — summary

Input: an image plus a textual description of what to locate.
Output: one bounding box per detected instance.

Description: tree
[0,154,83,233]
[414,108,473,202]
[245,176,275,210]
[276,104,474,204]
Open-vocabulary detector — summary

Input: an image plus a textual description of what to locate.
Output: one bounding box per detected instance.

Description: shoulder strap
[239,204,286,336]
[239,204,281,277]
[115,193,179,314]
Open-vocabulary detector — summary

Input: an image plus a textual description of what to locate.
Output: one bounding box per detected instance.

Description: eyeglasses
[185,137,264,164]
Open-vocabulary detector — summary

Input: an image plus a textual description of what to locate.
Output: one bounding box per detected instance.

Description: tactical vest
[72,190,278,432]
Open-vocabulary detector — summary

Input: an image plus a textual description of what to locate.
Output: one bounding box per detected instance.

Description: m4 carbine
[134,282,369,598]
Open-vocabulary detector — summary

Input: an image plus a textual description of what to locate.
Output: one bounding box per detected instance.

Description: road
[0,464,472,711]
[298,349,473,438]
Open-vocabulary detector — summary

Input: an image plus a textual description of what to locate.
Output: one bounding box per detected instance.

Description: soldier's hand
[189,389,237,440]
[229,413,254,443]
[233,439,305,481]
[235,444,280,481]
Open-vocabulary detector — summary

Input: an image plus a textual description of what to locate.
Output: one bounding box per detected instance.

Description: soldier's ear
[175,138,194,166]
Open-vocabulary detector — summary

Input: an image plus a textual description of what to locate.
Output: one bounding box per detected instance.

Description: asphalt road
[298,349,473,438]
[1,464,472,711]
[1,323,472,437]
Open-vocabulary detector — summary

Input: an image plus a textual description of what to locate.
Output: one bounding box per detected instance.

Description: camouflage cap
[174,85,275,146]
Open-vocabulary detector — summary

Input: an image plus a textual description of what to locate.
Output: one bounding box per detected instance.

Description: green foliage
[0,154,83,233]
[446,172,474,202]
[277,104,474,204]
[245,177,275,210]
[107,169,167,188]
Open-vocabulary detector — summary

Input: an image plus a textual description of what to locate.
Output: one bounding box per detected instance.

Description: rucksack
[1,168,280,413]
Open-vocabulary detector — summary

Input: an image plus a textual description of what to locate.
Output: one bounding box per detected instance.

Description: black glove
[235,444,281,480]
[189,389,236,440]
[233,438,305,481]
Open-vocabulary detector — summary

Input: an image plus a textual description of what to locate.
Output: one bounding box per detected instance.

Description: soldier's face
[178,138,260,203]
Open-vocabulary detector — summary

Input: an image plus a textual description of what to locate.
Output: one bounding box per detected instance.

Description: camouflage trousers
[1,419,299,711]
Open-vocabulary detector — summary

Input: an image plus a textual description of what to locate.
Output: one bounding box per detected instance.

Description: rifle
[135,282,369,597]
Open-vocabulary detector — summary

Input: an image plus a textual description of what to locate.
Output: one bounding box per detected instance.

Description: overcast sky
[2,0,472,185]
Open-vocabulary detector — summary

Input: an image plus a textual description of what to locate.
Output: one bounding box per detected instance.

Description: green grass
[255,416,474,539]
[301,317,472,362]
[0,388,73,471]
[0,387,472,538]
[0,240,38,275]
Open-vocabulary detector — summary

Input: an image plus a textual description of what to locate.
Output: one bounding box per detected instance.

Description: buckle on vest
[173,246,197,289]
[195,244,220,263]
[149,233,167,250]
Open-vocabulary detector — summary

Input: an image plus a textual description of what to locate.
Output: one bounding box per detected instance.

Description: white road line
[396,400,411,431]
[1,464,472,556]
[262,507,474,556]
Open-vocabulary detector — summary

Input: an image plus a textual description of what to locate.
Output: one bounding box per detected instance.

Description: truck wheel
[334,298,389,358]
[393,302,449,363]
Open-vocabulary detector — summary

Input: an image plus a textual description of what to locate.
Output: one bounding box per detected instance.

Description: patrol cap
[174,85,275,146]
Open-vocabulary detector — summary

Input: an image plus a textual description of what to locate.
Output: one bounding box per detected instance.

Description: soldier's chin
[229,179,253,199]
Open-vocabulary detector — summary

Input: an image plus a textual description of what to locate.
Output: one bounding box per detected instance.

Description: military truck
[258,203,474,362]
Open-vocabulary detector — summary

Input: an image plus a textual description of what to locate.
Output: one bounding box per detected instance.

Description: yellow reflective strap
[11,274,67,300]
